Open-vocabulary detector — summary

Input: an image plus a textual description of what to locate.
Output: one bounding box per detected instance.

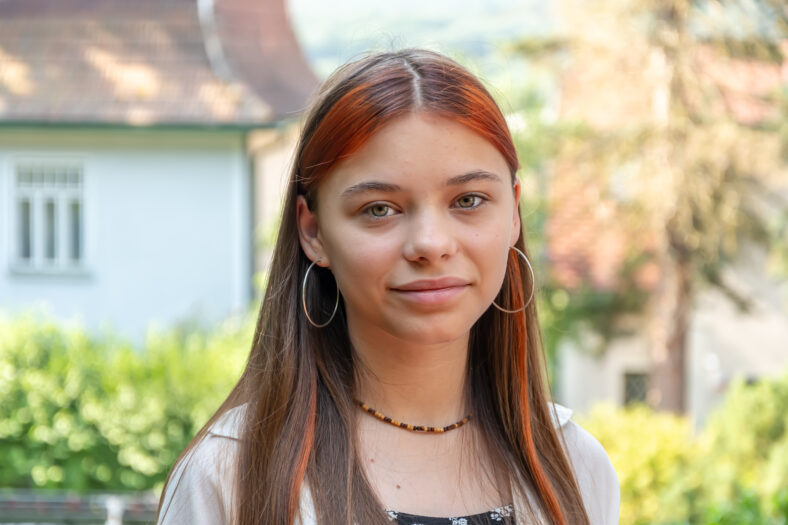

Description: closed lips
[392,278,470,291]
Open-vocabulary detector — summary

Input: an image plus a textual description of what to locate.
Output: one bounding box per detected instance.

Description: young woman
[157,48,619,525]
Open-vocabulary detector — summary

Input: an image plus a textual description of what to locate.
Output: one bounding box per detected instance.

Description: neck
[349,320,471,427]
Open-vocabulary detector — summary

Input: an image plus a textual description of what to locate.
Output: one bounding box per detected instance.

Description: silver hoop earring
[301,258,340,328]
[492,246,535,314]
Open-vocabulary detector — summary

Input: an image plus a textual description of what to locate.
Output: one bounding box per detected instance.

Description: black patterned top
[385,503,515,524]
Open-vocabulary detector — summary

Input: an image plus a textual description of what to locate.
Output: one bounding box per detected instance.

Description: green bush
[700,487,788,525]
[579,371,788,525]
[700,375,788,512]
[578,403,704,525]
[0,310,250,491]
[2,311,787,525]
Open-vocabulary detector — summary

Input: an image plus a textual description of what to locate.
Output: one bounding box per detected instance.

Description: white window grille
[12,161,85,272]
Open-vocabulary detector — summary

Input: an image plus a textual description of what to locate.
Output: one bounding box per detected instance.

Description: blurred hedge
[580,371,788,525]
[0,311,250,491]
[2,312,787,525]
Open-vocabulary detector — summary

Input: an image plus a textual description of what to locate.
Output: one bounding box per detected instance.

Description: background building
[0,0,318,344]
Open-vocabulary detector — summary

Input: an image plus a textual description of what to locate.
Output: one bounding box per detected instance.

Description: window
[623,371,649,405]
[12,162,84,272]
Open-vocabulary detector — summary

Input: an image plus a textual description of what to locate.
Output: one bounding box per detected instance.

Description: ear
[510,177,522,246]
[296,195,331,267]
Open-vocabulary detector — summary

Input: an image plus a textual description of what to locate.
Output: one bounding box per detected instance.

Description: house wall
[248,123,300,292]
[557,244,788,427]
[0,127,252,346]
[688,245,788,427]
[556,329,652,412]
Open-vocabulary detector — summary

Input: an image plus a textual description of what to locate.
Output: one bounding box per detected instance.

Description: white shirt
[158,403,620,524]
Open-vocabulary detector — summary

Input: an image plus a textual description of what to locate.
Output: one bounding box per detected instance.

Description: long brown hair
[157,48,589,525]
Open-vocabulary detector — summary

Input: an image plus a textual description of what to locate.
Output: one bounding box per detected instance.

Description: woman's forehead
[320,113,511,194]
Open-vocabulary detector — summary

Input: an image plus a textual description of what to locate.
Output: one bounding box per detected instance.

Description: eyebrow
[340,170,504,198]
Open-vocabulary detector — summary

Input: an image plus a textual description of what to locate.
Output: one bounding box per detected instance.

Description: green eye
[368,204,391,217]
[456,195,481,208]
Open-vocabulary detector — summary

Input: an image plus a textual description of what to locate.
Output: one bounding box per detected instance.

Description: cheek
[469,230,511,297]
[321,227,398,300]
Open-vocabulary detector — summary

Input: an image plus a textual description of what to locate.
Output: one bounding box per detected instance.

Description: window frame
[8,156,90,277]
[622,370,650,406]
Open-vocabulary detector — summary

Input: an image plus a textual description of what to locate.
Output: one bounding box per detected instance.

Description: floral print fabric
[385,503,515,524]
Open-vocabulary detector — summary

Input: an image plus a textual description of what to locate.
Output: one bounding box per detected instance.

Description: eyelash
[361,193,488,220]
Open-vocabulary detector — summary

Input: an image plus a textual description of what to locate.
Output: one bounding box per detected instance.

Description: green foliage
[0,311,251,491]
[700,375,788,512]
[579,404,703,525]
[2,311,787,525]
[700,487,788,525]
[578,371,788,525]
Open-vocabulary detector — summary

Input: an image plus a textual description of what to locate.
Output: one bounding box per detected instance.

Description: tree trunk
[647,233,693,413]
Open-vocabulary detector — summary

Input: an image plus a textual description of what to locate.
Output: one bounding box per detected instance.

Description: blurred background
[0,0,786,523]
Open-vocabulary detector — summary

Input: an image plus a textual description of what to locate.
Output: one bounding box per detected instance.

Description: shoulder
[551,402,620,525]
[156,406,245,525]
[205,403,247,440]
[199,403,321,525]
[156,404,318,525]
[548,401,573,428]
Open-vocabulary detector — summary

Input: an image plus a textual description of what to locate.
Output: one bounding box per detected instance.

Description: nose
[402,206,458,264]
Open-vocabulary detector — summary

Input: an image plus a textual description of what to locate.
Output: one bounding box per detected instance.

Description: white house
[0,0,318,345]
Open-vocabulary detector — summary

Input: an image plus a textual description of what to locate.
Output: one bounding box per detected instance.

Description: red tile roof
[0,0,318,126]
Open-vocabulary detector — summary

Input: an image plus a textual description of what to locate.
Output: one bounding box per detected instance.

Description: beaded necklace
[355,399,471,433]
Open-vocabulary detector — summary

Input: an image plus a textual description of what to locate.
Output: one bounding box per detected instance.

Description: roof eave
[0,119,291,132]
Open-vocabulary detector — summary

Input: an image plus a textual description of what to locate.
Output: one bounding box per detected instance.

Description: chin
[390,318,472,345]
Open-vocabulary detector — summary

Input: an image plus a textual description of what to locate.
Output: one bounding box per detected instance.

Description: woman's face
[296,111,521,344]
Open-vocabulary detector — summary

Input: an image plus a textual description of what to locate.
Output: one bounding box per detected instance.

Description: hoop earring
[492,246,535,314]
[301,258,340,328]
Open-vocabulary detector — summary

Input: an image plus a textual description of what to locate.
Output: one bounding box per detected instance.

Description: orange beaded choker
[355,399,471,433]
